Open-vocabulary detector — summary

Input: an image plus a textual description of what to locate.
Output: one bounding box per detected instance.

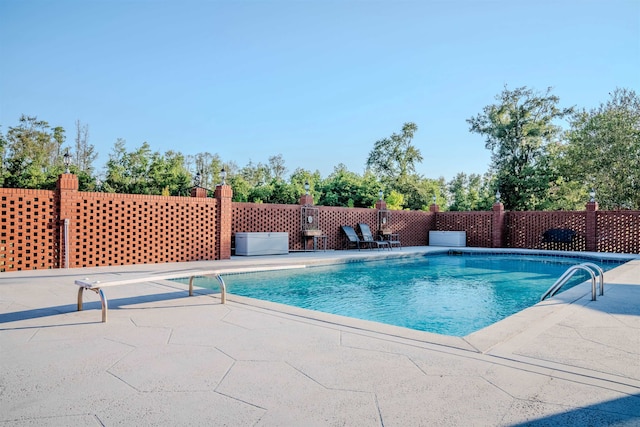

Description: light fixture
[304,181,310,195]
[220,168,227,185]
[432,195,437,204]
[378,189,383,200]
[95,178,102,191]
[495,189,501,203]
[63,150,71,173]
[589,188,596,202]
[193,171,201,188]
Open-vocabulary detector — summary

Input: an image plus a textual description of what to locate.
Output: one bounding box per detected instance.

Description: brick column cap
[57,173,79,191]
[191,187,207,198]
[214,184,233,199]
[300,194,314,206]
[375,199,387,210]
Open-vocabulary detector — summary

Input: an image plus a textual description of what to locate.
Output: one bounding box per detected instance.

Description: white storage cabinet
[235,232,289,256]
[428,231,466,247]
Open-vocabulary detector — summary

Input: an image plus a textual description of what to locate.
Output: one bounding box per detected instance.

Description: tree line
[1,86,638,211]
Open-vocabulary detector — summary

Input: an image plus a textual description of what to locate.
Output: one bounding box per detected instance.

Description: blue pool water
[181,254,624,336]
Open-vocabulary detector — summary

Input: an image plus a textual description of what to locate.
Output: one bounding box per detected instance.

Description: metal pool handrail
[540,263,603,302]
[579,262,605,296]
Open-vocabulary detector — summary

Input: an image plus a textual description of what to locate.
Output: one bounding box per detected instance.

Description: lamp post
[495,189,501,203]
[378,189,383,200]
[589,189,596,203]
[220,168,227,185]
[193,171,201,188]
[304,181,310,195]
[63,150,72,173]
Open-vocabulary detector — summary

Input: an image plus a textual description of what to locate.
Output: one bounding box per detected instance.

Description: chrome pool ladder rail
[580,262,605,296]
[540,262,604,302]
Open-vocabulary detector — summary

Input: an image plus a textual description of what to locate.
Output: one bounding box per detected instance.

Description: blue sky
[1,0,638,182]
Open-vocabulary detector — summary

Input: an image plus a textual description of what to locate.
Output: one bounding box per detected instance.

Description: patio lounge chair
[357,223,390,250]
[341,225,366,250]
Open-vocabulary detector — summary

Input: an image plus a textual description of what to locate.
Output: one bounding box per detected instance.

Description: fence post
[585,200,598,252]
[214,184,233,260]
[56,173,79,268]
[190,186,207,198]
[299,193,314,206]
[492,201,505,248]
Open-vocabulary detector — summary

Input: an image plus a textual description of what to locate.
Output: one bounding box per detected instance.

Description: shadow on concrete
[581,284,640,316]
[0,288,219,327]
[508,393,640,426]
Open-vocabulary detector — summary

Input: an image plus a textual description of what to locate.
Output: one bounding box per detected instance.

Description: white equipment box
[429,231,466,247]
[235,232,289,256]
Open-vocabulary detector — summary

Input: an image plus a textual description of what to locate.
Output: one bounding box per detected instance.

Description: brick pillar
[299,194,314,206]
[215,184,233,260]
[375,199,387,210]
[57,173,79,268]
[429,203,439,213]
[585,201,598,252]
[191,187,207,198]
[492,202,505,248]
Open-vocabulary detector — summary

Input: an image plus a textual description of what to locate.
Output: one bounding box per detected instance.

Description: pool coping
[180,247,639,354]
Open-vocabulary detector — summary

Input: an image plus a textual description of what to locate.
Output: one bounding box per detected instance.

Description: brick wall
[0,188,58,271]
[2,173,640,272]
[596,210,640,253]
[65,192,218,268]
[230,203,435,251]
[506,210,587,251]
[435,211,493,247]
[1,176,220,271]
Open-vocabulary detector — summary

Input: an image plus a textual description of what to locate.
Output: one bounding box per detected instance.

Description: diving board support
[75,271,227,323]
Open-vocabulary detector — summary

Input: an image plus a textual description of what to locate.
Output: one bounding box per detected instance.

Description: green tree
[366,122,423,187]
[2,115,67,189]
[447,172,494,211]
[103,140,190,195]
[268,154,287,181]
[290,167,322,202]
[268,179,298,204]
[395,175,447,211]
[384,190,405,210]
[243,179,296,204]
[238,160,270,187]
[148,150,191,196]
[0,127,7,186]
[229,175,249,202]
[561,88,640,209]
[74,120,97,175]
[190,152,224,189]
[318,164,381,208]
[467,86,573,210]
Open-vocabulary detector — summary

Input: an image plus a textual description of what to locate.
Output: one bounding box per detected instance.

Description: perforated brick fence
[0,188,58,271]
[1,173,639,272]
[435,211,493,247]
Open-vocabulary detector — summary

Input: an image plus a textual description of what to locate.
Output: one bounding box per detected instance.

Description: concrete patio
[1,247,639,426]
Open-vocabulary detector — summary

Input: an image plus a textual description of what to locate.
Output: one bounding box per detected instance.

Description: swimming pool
[181,253,625,336]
